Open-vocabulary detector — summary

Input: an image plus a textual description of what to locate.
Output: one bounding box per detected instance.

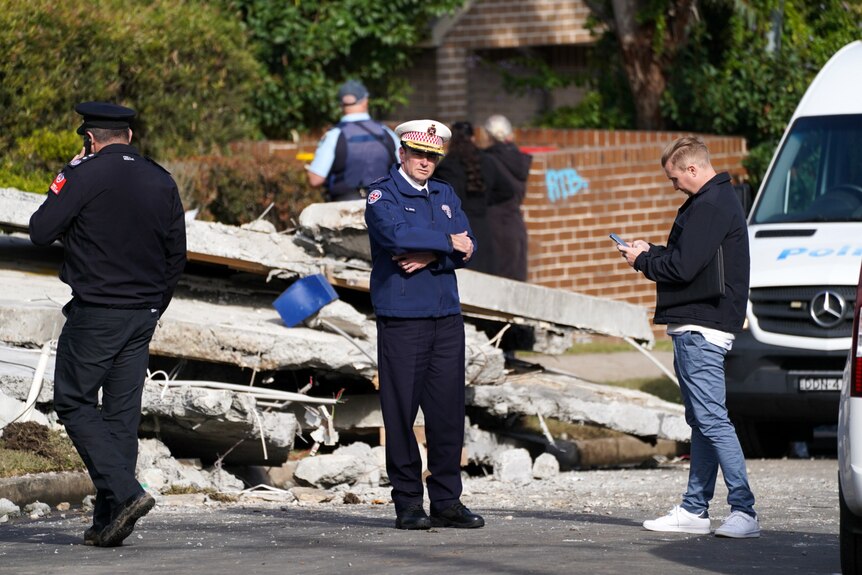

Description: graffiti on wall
[546,168,588,203]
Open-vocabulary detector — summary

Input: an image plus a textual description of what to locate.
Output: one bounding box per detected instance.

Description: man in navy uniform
[306,79,399,201]
[365,119,484,530]
[29,102,187,547]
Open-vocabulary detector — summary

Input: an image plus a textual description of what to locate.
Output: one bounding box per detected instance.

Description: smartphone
[609,233,629,247]
[83,134,92,155]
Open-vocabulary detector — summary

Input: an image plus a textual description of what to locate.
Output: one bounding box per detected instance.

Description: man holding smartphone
[616,136,758,539]
[29,102,187,547]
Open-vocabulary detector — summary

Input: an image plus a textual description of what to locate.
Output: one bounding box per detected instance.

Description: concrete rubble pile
[0,187,688,500]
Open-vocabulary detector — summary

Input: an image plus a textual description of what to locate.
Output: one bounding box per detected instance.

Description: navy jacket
[634,171,750,332]
[365,166,475,318]
[29,143,187,316]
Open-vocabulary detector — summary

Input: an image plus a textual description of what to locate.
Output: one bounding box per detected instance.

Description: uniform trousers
[377,314,465,514]
[53,301,158,526]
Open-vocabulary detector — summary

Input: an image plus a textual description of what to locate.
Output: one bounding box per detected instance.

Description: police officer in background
[365,119,484,530]
[306,79,399,201]
[29,102,187,547]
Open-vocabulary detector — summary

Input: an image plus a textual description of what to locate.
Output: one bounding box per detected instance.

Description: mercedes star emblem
[809,290,847,328]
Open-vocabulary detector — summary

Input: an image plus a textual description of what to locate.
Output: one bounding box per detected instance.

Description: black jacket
[634,172,750,332]
[29,144,187,316]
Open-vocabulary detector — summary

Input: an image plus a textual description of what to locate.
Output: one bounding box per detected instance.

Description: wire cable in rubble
[622,336,679,386]
[0,340,55,430]
[318,319,377,365]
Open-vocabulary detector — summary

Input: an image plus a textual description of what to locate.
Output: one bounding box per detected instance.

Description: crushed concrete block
[0,498,20,517]
[493,448,533,485]
[530,325,575,355]
[137,438,243,493]
[291,486,335,504]
[532,453,560,479]
[293,442,378,489]
[56,502,70,511]
[305,299,372,339]
[333,442,380,486]
[24,501,50,519]
[468,372,690,442]
[464,421,523,467]
[185,219,320,279]
[140,383,299,466]
[264,460,298,489]
[297,200,370,260]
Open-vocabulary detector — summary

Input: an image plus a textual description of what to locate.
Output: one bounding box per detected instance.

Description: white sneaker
[643,506,711,534]
[715,511,760,538]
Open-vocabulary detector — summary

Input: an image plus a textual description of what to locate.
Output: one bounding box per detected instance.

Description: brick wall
[442,0,592,49]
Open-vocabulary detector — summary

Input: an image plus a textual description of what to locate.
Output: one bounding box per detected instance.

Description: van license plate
[797,376,842,392]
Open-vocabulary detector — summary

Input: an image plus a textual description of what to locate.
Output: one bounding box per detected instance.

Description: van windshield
[750,114,862,224]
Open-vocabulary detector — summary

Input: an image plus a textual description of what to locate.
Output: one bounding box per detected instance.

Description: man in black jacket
[617,136,759,539]
[30,102,187,547]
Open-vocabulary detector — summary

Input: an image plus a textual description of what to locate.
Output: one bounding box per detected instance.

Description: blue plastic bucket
[272,274,338,327]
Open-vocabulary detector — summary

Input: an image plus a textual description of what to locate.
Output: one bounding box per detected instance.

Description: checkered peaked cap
[395,119,451,156]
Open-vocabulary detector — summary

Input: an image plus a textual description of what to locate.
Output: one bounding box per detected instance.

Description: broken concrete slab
[297,199,370,260]
[3,188,655,345]
[456,270,654,344]
[136,438,244,493]
[0,248,504,383]
[0,188,42,233]
[468,372,689,443]
[185,219,321,278]
[294,442,379,489]
[140,382,300,466]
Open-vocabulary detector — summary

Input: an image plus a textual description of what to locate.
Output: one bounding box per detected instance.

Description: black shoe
[83,525,102,546]
[431,502,484,529]
[395,504,431,530]
[97,492,156,547]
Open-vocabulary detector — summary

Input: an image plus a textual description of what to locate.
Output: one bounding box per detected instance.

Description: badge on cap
[50,172,67,195]
[441,204,452,219]
[368,190,382,204]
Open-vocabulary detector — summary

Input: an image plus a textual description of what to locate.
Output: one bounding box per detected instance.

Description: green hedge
[174,154,324,230]
[0,0,262,162]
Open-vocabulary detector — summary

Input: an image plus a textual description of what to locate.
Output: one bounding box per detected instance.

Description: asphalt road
[0,458,840,575]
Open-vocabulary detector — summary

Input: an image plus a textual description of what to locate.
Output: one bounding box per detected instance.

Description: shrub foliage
[0,0,262,164]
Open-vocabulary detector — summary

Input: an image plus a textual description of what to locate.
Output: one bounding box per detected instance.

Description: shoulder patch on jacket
[367,190,383,204]
[49,172,67,194]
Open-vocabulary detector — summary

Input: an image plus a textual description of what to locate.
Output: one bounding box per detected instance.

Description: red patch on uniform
[367,190,383,204]
[50,173,67,195]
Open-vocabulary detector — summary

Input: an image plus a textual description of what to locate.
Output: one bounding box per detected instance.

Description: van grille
[750,286,856,338]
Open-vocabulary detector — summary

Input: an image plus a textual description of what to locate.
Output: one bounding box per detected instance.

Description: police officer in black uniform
[29,102,187,547]
[365,119,484,530]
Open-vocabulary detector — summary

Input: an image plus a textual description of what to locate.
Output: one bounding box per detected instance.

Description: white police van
[725,40,862,457]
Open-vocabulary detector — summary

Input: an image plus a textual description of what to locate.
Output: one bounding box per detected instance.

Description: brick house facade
[385,0,595,127]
